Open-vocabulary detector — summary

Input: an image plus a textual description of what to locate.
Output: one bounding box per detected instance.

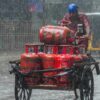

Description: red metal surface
[40,53,75,86]
[41,54,57,76]
[20,53,42,85]
[25,43,44,53]
[19,35,87,87]
[39,25,70,44]
[55,54,74,87]
[20,53,41,69]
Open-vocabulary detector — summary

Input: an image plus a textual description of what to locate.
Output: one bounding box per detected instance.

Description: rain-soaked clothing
[61,13,91,50]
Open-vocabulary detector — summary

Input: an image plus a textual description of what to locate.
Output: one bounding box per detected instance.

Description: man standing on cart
[61,3,91,51]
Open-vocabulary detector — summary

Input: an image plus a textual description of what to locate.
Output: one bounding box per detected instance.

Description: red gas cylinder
[39,25,70,44]
[20,53,42,86]
[41,54,57,76]
[56,54,74,87]
[54,55,62,68]
[60,54,74,68]
[41,54,58,85]
[20,53,41,70]
[54,54,74,69]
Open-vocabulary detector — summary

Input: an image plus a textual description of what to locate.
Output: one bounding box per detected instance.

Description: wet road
[0,52,100,100]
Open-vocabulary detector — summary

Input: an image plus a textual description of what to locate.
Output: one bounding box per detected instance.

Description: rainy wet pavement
[0,52,100,100]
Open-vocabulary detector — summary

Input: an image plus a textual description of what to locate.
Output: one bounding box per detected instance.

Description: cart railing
[9,60,99,77]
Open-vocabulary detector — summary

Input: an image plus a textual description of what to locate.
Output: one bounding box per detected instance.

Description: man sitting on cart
[61,3,91,51]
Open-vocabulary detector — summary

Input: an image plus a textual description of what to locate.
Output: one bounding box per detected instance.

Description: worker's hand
[60,23,67,26]
[62,20,71,24]
[61,20,72,26]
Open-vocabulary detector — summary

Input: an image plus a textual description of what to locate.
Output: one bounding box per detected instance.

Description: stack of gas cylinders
[20,25,88,87]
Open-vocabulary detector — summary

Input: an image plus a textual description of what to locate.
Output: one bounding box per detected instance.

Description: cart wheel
[15,75,32,100]
[80,67,94,100]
